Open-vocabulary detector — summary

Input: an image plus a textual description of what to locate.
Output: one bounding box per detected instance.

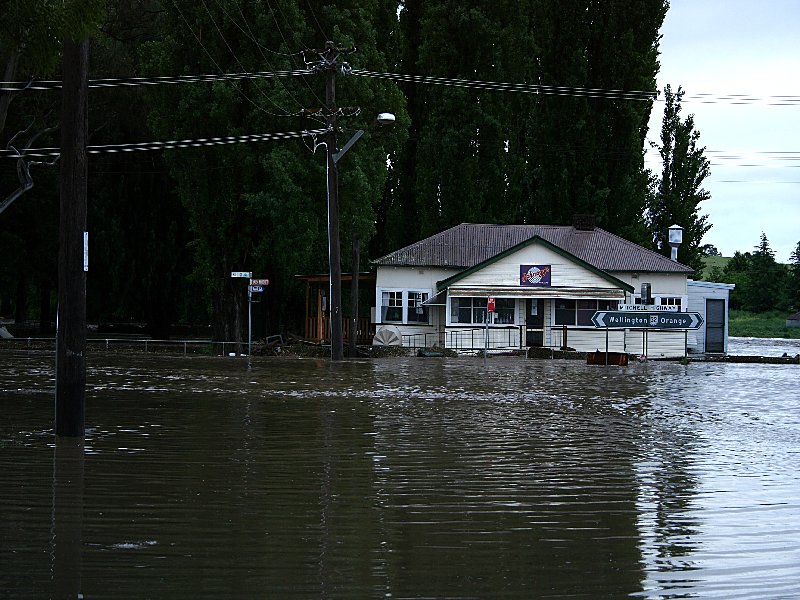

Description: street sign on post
[617,304,678,312]
[591,311,703,330]
[249,285,265,293]
[250,278,269,286]
[487,297,495,313]
[231,271,252,278]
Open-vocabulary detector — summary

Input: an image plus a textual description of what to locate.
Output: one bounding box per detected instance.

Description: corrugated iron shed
[373,223,694,274]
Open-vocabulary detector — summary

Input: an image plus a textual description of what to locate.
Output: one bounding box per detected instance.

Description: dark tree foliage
[379,0,666,252]
[788,242,800,312]
[718,235,791,313]
[647,85,712,272]
[3,0,685,340]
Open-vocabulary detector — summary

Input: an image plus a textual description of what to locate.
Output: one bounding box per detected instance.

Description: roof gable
[437,235,634,292]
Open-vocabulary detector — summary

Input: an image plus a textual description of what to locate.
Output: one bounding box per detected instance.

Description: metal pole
[324,41,344,361]
[248,287,252,357]
[484,313,489,367]
[349,233,360,357]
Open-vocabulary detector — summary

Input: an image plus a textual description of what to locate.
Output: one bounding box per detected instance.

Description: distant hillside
[698,255,730,279]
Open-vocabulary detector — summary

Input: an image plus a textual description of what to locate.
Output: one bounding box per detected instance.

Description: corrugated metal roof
[373,223,693,274]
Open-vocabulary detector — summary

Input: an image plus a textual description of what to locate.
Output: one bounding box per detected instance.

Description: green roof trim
[436,235,635,293]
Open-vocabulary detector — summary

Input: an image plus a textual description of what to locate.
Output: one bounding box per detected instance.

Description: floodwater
[1,351,799,599]
[728,336,800,358]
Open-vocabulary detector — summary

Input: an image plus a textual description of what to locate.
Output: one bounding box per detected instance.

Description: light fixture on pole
[314,41,396,360]
[668,224,683,262]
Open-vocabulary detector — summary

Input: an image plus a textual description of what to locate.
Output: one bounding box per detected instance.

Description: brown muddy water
[1,351,799,599]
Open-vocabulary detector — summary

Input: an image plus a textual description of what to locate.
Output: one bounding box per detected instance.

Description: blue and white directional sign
[249,285,265,293]
[591,311,703,330]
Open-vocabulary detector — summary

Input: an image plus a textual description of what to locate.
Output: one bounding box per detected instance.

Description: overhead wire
[0,70,313,92]
[199,0,300,117]
[349,68,658,101]
[226,0,326,118]
[0,129,328,159]
[169,0,306,119]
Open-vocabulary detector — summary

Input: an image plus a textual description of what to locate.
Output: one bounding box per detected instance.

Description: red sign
[250,278,270,286]
[487,297,496,313]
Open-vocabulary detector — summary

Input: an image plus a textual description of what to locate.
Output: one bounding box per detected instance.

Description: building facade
[372,223,717,358]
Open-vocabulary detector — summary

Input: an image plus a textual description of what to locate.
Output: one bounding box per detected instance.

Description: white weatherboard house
[372,223,724,358]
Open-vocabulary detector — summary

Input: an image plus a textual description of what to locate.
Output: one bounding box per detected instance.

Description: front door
[705,299,725,353]
[526,299,545,346]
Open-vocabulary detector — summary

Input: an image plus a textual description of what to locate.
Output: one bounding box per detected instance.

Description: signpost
[591,311,703,330]
[616,304,678,312]
[485,297,495,367]
[591,309,703,364]
[229,272,269,357]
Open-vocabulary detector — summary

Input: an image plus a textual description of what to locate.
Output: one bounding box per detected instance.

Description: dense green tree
[381,0,666,250]
[141,0,406,341]
[1,0,106,331]
[526,0,665,243]
[647,85,712,272]
[743,233,787,313]
[788,242,800,311]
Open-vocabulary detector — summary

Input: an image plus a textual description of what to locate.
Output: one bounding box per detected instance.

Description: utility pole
[322,41,344,361]
[349,232,360,357]
[55,38,89,437]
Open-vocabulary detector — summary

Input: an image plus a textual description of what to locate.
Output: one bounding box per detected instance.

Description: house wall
[613,272,689,307]
[373,253,695,358]
[374,266,459,334]
[375,266,459,290]
[455,244,617,289]
[687,279,735,353]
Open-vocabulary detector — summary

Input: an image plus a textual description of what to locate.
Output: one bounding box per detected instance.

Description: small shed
[687,279,735,353]
[787,312,800,328]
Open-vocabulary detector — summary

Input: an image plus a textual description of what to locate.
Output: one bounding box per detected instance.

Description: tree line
[2,0,717,341]
[705,234,800,315]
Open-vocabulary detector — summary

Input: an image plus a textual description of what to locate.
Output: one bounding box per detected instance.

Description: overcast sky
[646,0,800,262]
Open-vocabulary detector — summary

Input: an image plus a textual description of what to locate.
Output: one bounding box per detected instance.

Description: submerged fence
[0,336,259,356]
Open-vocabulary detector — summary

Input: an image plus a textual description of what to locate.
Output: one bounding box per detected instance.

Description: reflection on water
[1,352,799,599]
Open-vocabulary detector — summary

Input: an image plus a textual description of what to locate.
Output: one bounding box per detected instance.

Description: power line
[672,93,800,106]
[349,68,658,101]
[209,0,323,113]
[0,69,313,92]
[0,129,327,159]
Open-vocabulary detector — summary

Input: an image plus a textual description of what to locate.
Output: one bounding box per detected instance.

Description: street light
[325,111,395,360]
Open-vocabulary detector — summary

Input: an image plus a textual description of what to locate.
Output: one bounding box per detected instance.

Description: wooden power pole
[323,41,344,361]
[56,38,89,437]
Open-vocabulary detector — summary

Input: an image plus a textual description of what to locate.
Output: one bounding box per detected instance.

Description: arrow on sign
[591,311,704,330]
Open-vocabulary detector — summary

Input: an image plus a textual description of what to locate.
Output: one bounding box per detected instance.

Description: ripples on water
[1,351,799,599]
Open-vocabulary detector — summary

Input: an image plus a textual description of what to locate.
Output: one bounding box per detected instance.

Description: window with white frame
[381,291,403,323]
[451,297,488,324]
[378,289,431,324]
[494,298,515,324]
[659,296,683,309]
[407,291,430,323]
[556,299,617,326]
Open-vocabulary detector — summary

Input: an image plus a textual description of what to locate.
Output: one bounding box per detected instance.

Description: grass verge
[729,310,800,339]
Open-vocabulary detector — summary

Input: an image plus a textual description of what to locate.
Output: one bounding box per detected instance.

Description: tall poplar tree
[648,85,712,271]
[142,0,406,340]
